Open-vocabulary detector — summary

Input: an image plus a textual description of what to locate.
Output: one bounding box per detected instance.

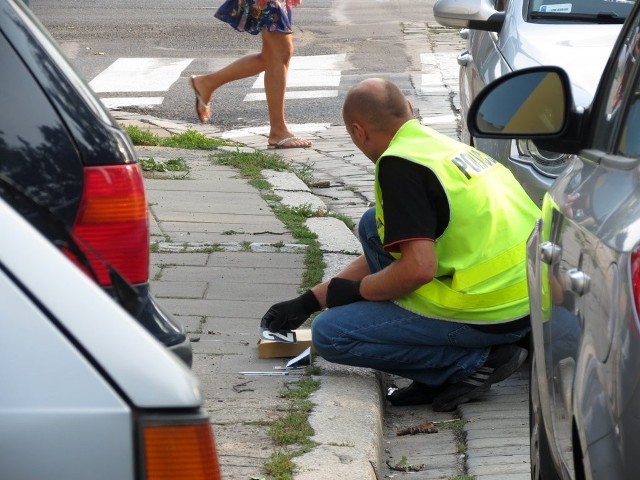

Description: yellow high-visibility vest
[375,120,541,323]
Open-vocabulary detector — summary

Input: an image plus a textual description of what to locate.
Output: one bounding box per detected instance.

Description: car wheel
[530,356,561,480]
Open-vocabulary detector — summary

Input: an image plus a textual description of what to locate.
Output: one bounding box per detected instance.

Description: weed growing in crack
[264,373,321,479]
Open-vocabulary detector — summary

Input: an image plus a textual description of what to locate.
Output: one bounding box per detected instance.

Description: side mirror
[433,0,505,32]
[468,67,573,138]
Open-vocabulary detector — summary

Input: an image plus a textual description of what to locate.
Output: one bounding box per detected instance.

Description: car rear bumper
[104,282,193,367]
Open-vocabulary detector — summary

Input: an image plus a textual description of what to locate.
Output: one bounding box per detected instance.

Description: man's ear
[351,122,367,143]
[407,100,414,117]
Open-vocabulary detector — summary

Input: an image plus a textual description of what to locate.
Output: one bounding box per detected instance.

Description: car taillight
[142,419,222,480]
[70,164,149,286]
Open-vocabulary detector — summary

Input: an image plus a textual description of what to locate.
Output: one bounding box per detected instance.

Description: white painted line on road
[285,70,342,88]
[420,114,458,125]
[247,54,346,101]
[90,58,192,93]
[289,54,347,70]
[244,90,339,102]
[220,123,330,139]
[100,97,164,108]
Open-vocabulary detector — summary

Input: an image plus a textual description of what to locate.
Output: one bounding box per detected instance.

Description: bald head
[343,78,413,133]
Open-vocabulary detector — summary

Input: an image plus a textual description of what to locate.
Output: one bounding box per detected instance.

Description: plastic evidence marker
[259,327,297,343]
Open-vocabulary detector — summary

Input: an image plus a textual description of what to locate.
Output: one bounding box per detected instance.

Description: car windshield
[529,0,635,21]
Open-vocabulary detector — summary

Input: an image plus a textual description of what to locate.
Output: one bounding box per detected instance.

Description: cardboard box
[257,328,315,359]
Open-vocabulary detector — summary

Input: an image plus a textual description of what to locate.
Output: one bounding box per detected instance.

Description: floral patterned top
[215,0,298,35]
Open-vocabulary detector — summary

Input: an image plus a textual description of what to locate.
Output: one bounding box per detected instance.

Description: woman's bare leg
[261,30,311,147]
[191,53,266,122]
[191,29,310,147]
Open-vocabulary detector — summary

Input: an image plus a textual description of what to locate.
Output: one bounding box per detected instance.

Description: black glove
[326,278,364,308]
[260,290,321,332]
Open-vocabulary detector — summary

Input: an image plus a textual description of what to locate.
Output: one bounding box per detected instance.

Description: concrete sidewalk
[119,114,385,479]
[113,106,530,480]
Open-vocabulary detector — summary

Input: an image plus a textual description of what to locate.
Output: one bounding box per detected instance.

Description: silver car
[0,197,222,480]
[433,0,634,204]
[467,2,640,476]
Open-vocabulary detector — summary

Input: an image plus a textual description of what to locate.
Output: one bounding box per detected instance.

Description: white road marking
[220,123,331,139]
[90,55,346,108]
[248,54,346,101]
[89,58,192,93]
[420,114,458,125]
[100,97,164,109]
[286,70,342,88]
[244,90,339,102]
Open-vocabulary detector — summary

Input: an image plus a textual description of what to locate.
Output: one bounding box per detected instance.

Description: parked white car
[433,0,634,204]
[0,197,221,479]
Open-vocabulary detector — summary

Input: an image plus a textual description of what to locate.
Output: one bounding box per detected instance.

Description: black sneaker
[432,344,528,412]
[387,381,447,406]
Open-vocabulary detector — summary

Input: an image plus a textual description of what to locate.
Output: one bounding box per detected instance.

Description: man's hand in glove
[260,290,321,332]
[326,278,365,307]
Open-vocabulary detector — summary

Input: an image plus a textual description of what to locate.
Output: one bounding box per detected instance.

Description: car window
[592,13,640,149]
[0,32,83,225]
[530,0,634,16]
[606,25,640,119]
[617,72,640,157]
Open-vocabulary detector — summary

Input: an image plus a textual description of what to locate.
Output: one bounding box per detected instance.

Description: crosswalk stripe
[89,58,192,93]
[244,90,339,102]
[100,97,164,109]
[86,53,460,135]
[248,53,346,101]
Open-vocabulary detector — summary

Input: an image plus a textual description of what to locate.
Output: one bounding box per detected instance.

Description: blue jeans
[311,207,529,386]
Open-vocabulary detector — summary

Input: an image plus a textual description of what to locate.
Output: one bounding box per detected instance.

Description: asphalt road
[29,0,438,129]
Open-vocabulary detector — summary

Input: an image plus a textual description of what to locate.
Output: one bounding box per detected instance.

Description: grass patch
[290,160,316,186]
[270,410,314,445]
[139,157,190,178]
[329,211,356,231]
[264,452,296,480]
[162,129,227,149]
[437,418,470,477]
[211,149,289,190]
[210,150,327,290]
[148,146,334,479]
[436,419,468,431]
[271,204,324,290]
[264,371,321,479]
[281,376,321,400]
[192,244,225,253]
[123,125,229,150]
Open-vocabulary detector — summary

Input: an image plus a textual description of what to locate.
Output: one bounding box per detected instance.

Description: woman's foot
[190,76,211,123]
[268,135,312,149]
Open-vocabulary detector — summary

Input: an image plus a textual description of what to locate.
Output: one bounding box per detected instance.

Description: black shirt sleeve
[378,156,449,252]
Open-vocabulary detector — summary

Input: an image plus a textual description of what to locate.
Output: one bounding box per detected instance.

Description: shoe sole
[432,347,528,412]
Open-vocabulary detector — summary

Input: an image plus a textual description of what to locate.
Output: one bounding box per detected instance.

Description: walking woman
[190,0,312,149]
